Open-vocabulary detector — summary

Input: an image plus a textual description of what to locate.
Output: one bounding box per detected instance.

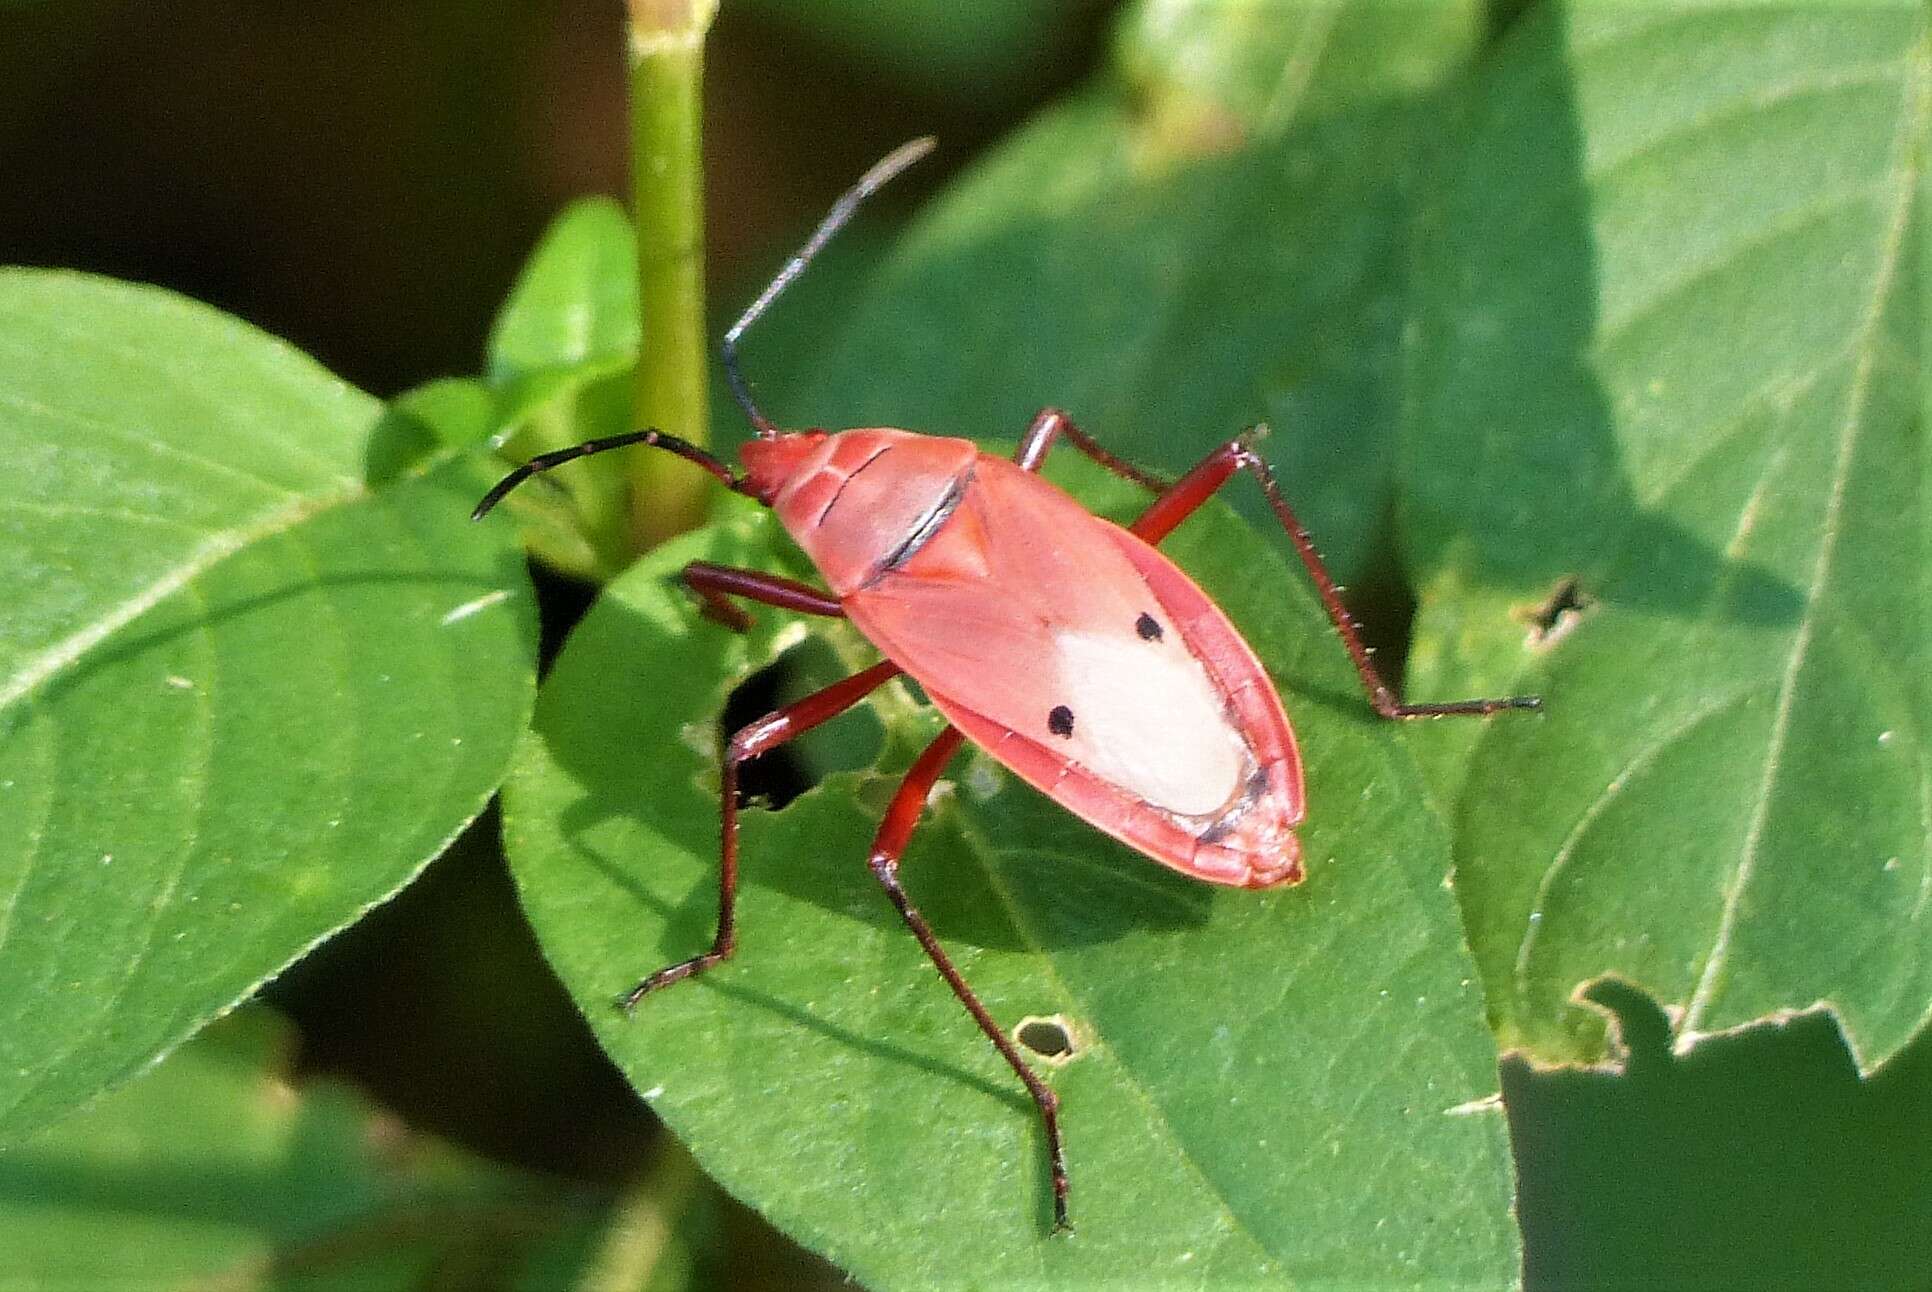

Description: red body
[743,428,1305,888]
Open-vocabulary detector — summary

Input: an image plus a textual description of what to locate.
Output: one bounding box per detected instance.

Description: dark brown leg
[866,726,1072,1233]
[620,659,903,1010]
[1133,431,1541,719]
[1014,407,1171,493]
[681,561,844,632]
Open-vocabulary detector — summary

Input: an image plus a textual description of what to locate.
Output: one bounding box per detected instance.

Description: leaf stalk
[626,0,718,551]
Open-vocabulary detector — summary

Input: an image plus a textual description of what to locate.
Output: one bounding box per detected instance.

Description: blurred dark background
[0,0,1110,399]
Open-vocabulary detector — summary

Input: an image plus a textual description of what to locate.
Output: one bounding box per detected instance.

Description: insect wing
[843,457,1304,887]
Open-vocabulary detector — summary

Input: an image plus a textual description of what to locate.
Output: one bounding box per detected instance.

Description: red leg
[1135,431,1543,720]
[681,560,844,632]
[1014,407,1172,494]
[620,658,902,1010]
[866,726,1072,1233]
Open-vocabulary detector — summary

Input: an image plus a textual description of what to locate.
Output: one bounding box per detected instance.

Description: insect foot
[616,948,731,1013]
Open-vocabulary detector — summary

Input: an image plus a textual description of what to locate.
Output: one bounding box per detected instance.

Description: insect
[475,138,1541,1233]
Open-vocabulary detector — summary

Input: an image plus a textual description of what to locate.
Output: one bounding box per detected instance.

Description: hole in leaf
[1014,1014,1079,1064]
[1516,575,1594,648]
[721,635,884,810]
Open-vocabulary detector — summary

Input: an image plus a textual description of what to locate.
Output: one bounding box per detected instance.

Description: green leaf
[489,196,640,386]
[1398,4,1929,1067]
[801,0,1485,589]
[0,1007,619,1288]
[366,376,501,485]
[503,478,1517,1287]
[485,197,645,578]
[0,270,538,1144]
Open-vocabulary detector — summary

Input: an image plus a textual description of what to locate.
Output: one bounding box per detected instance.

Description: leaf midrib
[1676,44,1926,1045]
[0,457,506,1132]
[0,484,362,716]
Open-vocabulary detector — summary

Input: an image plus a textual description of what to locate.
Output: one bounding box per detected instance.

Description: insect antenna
[723,135,938,439]
[470,429,745,520]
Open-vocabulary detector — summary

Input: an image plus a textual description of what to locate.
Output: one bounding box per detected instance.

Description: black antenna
[723,136,937,438]
[470,429,743,521]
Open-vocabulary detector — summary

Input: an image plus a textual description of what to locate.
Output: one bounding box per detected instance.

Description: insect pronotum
[476,138,1542,1233]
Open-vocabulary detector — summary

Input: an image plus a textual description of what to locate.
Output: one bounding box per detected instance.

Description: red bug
[476,138,1541,1232]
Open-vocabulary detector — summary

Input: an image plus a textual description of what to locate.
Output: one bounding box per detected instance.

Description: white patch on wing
[1051,627,1246,817]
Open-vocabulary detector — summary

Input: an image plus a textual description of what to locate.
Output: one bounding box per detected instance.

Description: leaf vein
[0,485,360,716]
[0,498,209,531]
[1678,48,1925,1042]
[0,716,56,969]
[1584,58,1912,186]
[0,578,214,1119]
[1512,690,1759,1001]
[1591,181,1891,353]
[0,388,303,504]
[0,304,349,478]
[1635,343,1844,513]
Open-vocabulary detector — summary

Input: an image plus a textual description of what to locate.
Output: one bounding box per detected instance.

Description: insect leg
[1013,407,1172,494]
[866,726,1072,1233]
[1133,433,1543,720]
[682,561,843,632]
[620,659,903,1010]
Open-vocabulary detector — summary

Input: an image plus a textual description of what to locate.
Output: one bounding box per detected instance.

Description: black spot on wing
[1047,705,1075,738]
[1135,612,1163,641]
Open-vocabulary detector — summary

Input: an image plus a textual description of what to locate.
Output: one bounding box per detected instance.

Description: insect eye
[1047,705,1075,738]
[1135,612,1163,642]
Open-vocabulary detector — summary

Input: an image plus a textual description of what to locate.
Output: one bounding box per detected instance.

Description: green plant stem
[578,1138,703,1292]
[626,0,717,551]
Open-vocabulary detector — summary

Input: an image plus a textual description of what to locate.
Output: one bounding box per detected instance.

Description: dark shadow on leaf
[1404,5,1802,635]
[1286,681,1396,726]
[1507,979,1932,1290]
[537,591,1212,960]
[559,792,1093,1145]
[822,69,1802,651]
[364,401,447,487]
[1599,510,1804,627]
[688,976,1028,1112]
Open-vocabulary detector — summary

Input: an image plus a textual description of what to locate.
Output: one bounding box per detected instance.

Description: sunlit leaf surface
[0,271,537,1144]
[1399,2,1929,1068]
